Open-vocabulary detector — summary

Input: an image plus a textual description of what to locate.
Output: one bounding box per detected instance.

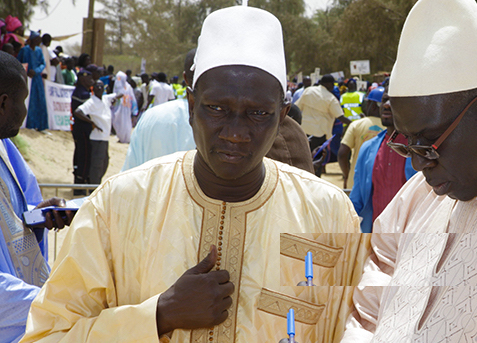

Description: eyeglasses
[387,96,477,160]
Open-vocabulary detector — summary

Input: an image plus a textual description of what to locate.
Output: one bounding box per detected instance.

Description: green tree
[97,0,132,55]
[332,0,417,75]
[101,0,238,76]
[301,0,418,78]
[98,0,421,80]
[0,0,49,24]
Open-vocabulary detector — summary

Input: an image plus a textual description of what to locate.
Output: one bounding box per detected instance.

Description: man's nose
[218,115,251,143]
[411,153,437,171]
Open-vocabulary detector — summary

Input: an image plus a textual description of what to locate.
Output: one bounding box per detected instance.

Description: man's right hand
[156,245,234,336]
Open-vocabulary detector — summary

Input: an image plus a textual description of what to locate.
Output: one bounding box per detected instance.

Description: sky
[29,0,331,54]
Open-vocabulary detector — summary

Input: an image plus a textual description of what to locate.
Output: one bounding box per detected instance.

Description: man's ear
[183,71,189,87]
[0,94,8,117]
[279,102,291,124]
[187,86,195,126]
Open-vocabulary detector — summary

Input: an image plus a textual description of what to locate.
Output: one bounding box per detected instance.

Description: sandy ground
[17,128,129,197]
[14,128,344,264]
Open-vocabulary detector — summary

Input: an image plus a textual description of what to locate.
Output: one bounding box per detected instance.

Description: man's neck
[193,153,266,202]
[385,125,395,135]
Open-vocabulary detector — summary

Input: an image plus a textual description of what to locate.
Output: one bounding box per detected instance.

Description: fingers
[51,210,66,230]
[222,295,233,309]
[213,307,230,326]
[36,197,66,209]
[220,280,234,297]
[44,208,74,231]
[44,211,53,230]
[64,210,75,226]
[184,245,217,275]
[156,249,235,332]
[212,270,231,285]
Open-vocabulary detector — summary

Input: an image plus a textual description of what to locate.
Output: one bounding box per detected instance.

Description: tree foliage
[97,0,419,79]
[328,0,417,75]
[0,0,49,24]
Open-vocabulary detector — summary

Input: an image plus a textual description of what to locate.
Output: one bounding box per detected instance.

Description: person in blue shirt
[16,30,48,131]
[350,88,417,233]
[0,51,72,343]
[291,76,311,104]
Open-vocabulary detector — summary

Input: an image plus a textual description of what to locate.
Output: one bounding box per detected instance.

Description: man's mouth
[216,150,247,163]
[428,180,450,196]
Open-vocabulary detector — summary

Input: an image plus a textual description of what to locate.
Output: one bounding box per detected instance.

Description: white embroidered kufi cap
[192,5,287,96]
[389,0,477,97]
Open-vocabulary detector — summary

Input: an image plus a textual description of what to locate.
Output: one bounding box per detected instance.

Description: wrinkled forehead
[390,91,473,135]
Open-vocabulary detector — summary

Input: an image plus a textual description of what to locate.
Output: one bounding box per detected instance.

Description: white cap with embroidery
[389,0,477,97]
[192,4,287,96]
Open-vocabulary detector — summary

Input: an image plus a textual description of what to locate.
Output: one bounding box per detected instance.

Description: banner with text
[44,80,75,131]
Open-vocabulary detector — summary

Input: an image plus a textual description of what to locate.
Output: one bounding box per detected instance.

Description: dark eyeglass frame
[387,96,477,160]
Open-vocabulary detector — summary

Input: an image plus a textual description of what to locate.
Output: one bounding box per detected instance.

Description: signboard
[140,58,146,74]
[310,72,319,86]
[44,80,75,131]
[350,60,370,75]
[296,72,303,84]
[330,71,345,81]
[357,81,367,92]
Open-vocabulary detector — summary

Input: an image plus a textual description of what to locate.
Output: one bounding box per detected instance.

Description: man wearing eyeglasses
[341,0,477,342]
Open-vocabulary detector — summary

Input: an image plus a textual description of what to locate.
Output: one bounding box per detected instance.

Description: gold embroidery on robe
[257,288,324,324]
[184,151,279,343]
[280,233,344,267]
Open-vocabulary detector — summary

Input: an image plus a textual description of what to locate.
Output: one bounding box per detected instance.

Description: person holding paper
[0,51,72,343]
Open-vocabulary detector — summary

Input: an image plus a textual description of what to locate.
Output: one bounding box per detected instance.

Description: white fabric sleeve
[77,99,94,115]
[168,86,175,100]
[330,97,345,119]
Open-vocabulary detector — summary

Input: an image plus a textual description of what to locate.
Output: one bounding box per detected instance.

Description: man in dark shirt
[71,69,94,194]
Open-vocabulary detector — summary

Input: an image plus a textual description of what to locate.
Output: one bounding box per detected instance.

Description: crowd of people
[69,65,188,192]
[0,0,476,342]
[0,15,189,193]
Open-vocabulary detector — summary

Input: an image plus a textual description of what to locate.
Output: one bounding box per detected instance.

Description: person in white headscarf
[112,71,138,143]
[341,0,477,342]
[20,5,362,343]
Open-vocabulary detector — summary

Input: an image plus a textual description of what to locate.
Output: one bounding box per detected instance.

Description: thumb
[184,245,217,275]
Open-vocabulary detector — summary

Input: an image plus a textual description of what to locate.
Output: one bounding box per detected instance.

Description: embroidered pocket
[257,288,324,325]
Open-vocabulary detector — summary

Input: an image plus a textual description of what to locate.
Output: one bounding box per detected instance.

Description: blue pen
[306,251,313,286]
[287,308,295,343]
